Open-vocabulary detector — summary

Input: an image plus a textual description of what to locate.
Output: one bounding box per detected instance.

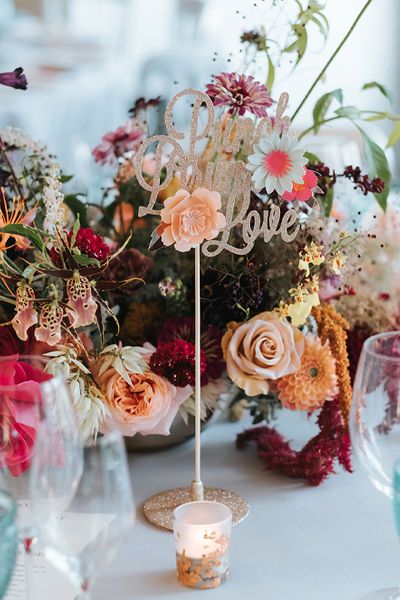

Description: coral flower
[282,169,319,202]
[97,367,192,437]
[277,336,338,411]
[66,272,97,328]
[221,311,304,397]
[158,188,226,252]
[0,192,36,252]
[205,72,273,117]
[35,302,64,347]
[246,133,307,195]
[11,282,38,341]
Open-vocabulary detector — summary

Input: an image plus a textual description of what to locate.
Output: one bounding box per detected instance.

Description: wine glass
[0,354,82,598]
[350,331,400,600]
[0,490,18,599]
[32,430,135,600]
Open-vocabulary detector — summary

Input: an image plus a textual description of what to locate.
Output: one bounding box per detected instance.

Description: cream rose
[97,367,192,437]
[221,311,304,396]
[158,187,226,252]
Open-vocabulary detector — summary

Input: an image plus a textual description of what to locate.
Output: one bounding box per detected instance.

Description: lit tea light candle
[173,501,232,589]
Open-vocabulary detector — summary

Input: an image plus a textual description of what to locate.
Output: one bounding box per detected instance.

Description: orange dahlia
[277,336,338,411]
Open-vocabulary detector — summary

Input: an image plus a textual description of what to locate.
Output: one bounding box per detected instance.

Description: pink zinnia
[92,118,145,165]
[205,72,273,117]
[282,169,319,202]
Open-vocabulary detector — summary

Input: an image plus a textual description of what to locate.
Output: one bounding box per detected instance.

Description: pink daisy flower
[282,169,319,202]
[205,72,273,117]
[246,132,307,195]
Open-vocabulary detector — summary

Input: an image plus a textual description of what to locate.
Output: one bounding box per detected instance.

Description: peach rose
[158,187,226,252]
[96,366,192,437]
[221,311,304,396]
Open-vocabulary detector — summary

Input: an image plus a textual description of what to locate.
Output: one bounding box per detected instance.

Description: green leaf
[323,186,334,217]
[64,194,89,228]
[362,81,393,104]
[22,264,37,280]
[266,53,275,91]
[70,215,81,248]
[0,224,45,251]
[365,112,390,122]
[73,254,101,268]
[294,24,308,63]
[310,14,328,39]
[335,105,361,119]
[304,151,322,164]
[285,24,308,65]
[387,121,400,148]
[357,126,391,211]
[312,89,343,133]
[60,174,73,184]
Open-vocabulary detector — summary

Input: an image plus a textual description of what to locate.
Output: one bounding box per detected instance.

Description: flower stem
[0,136,25,198]
[298,116,342,141]
[291,0,375,123]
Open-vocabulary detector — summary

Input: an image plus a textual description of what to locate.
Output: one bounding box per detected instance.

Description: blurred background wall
[0,0,399,192]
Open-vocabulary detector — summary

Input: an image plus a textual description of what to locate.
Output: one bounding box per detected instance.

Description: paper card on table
[5,512,116,600]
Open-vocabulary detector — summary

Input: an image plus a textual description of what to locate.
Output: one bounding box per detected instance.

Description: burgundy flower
[157,317,225,382]
[205,72,273,117]
[129,96,161,117]
[150,338,206,387]
[104,248,154,284]
[71,228,110,261]
[343,165,385,195]
[51,228,110,266]
[0,324,52,357]
[237,396,352,486]
[0,67,27,90]
[92,119,145,165]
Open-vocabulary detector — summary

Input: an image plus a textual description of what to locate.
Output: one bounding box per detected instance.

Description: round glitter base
[143,486,249,531]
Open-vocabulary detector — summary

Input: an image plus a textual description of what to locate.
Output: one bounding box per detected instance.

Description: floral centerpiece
[1,0,399,485]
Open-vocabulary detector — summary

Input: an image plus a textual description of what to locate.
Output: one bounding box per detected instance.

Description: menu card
[5,512,116,600]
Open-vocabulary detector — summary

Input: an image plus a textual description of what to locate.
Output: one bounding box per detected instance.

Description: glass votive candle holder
[173,500,232,590]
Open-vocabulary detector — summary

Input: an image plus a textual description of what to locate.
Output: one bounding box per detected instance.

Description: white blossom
[45,347,107,441]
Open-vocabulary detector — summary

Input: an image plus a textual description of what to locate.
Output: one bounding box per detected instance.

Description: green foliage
[387,121,400,148]
[356,126,391,211]
[334,105,362,119]
[304,151,321,164]
[64,194,89,228]
[0,224,46,251]
[312,89,343,132]
[59,174,74,184]
[72,254,101,268]
[362,81,393,104]
[240,0,329,92]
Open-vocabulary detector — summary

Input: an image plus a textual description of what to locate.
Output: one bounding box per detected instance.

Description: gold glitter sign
[134,88,299,257]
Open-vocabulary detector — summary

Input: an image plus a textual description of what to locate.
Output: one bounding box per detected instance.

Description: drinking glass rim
[363,331,400,363]
[173,500,232,527]
[0,490,16,530]
[0,354,65,392]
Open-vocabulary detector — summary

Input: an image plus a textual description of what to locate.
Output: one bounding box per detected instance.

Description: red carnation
[69,228,110,262]
[157,317,225,382]
[150,339,206,388]
[51,228,110,266]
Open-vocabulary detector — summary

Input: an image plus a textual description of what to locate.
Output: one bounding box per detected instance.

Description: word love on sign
[133,88,300,257]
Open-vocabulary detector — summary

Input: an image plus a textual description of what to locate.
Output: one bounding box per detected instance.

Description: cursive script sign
[134,88,299,256]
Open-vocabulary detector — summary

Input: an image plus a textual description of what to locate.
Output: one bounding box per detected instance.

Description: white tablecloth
[92,413,399,600]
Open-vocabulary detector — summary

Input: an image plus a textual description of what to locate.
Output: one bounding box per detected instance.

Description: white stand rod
[192,244,204,501]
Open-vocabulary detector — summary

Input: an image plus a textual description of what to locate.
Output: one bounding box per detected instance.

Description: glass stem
[23,539,33,600]
[76,579,91,600]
